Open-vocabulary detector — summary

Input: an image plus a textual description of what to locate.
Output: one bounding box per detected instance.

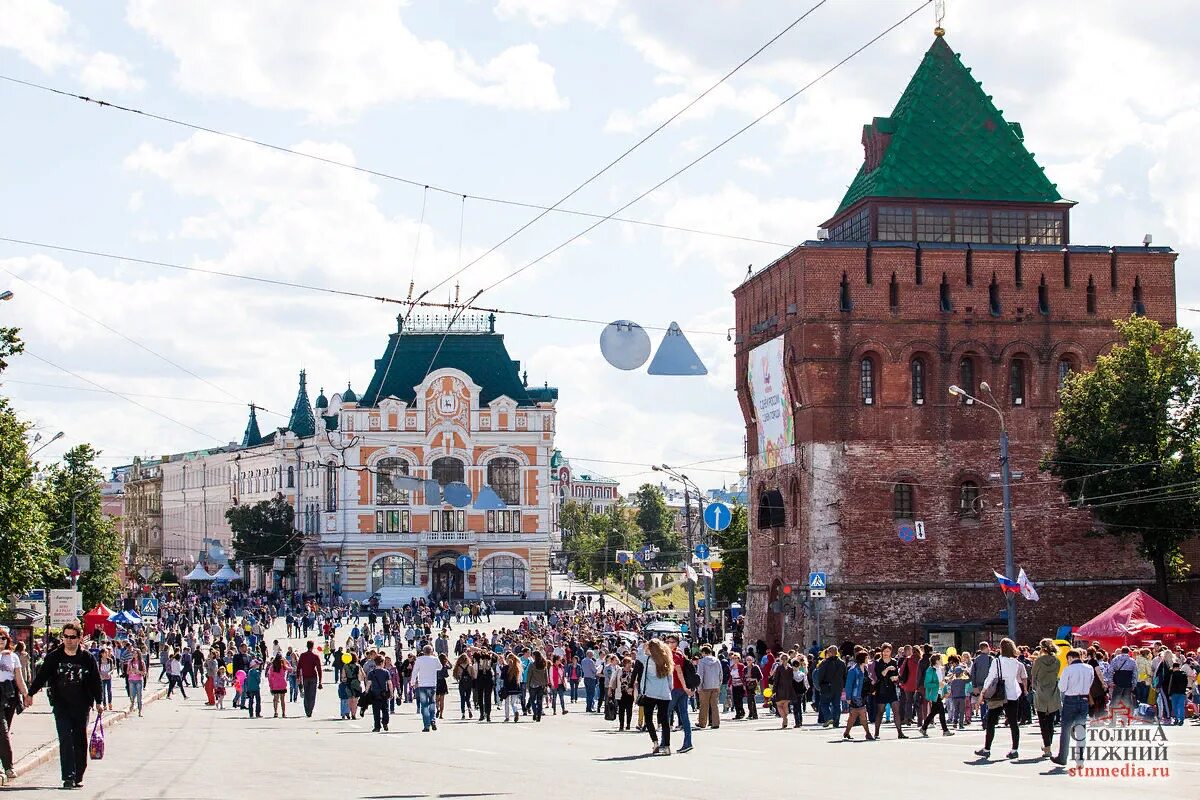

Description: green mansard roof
[834,34,1063,214]
[360,325,556,408]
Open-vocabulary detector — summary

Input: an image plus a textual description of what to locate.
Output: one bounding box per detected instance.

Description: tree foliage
[42,444,121,608]
[560,500,643,584]
[633,484,681,566]
[226,496,299,571]
[712,504,748,603]
[0,396,59,608]
[1045,316,1200,603]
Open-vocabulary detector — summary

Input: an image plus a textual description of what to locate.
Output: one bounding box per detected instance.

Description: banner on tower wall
[747,335,795,470]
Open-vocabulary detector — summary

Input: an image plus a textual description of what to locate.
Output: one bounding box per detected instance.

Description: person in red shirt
[297,640,324,718]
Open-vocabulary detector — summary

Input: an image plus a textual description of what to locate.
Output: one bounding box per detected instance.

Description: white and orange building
[230,313,559,606]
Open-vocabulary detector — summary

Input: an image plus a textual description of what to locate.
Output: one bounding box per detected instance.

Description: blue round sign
[694,543,710,560]
[897,524,916,543]
[456,555,473,572]
[703,502,732,532]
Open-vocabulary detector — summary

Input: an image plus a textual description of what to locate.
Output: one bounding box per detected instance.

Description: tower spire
[241,403,263,447]
[287,369,317,438]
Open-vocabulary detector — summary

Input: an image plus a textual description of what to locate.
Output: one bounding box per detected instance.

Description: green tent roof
[360,331,555,408]
[834,35,1063,214]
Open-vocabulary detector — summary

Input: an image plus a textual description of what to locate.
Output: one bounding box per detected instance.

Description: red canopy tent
[1074,589,1200,652]
[81,603,116,638]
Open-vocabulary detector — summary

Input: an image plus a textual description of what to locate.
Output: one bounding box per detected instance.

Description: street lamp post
[655,464,699,638]
[0,289,13,302]
[31,431,64,457]
[949,381,1017,641]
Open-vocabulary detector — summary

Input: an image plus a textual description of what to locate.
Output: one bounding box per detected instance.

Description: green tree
[42,444,121,608]
[633,484,681,565]
[1045,316,1200,603]
[0,397,59,610]
[226,496,300,573]
[712,504,748,603]
[0,325,23,373]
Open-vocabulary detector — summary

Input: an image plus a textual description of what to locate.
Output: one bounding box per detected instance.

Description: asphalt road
[12,615,1200,797]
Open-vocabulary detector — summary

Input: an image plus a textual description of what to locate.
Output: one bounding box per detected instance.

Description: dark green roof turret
[833,34,1065,215]
[287,370,317,438]
[342,382,357,404]
[315,387,328,409]
[240,404,263,448]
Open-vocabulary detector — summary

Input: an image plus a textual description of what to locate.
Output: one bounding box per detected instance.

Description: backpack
[720,659,731,685]
[1113,669,1134,689]
[682,658,701,691]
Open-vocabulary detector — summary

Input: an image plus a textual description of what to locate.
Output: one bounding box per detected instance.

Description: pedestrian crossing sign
[139,597,159,617]
[808,571,827,591]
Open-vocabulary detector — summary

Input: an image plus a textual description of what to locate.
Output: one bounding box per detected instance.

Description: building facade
[121,458,163,577]
[733,33,1179,649]
[158,448,236,568]
[226,314,559,606]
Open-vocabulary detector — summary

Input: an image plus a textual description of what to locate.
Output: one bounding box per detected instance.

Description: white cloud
[0,0,143,90]
[494,0,619,28]
[737,156,771,175]
[127,0,567,121]
[78,51,145,91]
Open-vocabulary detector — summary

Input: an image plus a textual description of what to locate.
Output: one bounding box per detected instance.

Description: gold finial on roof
[934,0,946,36]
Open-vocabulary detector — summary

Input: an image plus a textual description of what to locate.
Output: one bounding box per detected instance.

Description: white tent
[183,564,215,581]
[213,565,241,581]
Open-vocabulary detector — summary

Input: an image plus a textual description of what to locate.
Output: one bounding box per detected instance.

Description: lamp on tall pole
[654,464,700,638]
[31,431,64,457]
[0,289,13,302]
[948,381,1017,641]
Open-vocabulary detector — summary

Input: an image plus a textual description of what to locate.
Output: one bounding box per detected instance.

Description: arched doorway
[429,552,465,601]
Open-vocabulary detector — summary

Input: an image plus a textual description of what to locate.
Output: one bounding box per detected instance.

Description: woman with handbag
[617,656,635,731]
[769,652,798,728]
[1,627,33,783]
[976,637,1027,760]
[639,639,675,755]
[843,651,873,740]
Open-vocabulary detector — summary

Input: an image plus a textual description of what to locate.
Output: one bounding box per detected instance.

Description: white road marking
[622,770,700,781]
[463,748,498,755]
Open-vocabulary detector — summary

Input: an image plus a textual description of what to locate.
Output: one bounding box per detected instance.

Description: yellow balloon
[945,646,958,658]
[342,653,352,664]
[226,663,233,675]
[763,687,773,698]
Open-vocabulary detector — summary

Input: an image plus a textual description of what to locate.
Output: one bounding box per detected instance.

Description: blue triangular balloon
[421,479,442,506]
[473,486,508,510]
[647,322,707,375]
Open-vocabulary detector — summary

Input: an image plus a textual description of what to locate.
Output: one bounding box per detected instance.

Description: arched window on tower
[487,457,521,505]
[958,356,976,404]
[431,457,464,487]
[757,489,785,529]
[959,481,981,518]
[1057,357,1076,394]
[892,483,915,521]
[911,356,926,405]
[860,356,877,406]
[1010,357,1027,406]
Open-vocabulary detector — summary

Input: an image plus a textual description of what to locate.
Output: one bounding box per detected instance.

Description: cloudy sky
[1,0,1197,491]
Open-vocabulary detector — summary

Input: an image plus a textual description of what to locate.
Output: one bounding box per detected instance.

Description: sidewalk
[8,665,171,781]
[548,570,639,612]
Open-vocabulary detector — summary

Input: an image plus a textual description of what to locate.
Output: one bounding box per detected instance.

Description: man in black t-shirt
[28,621,104,790]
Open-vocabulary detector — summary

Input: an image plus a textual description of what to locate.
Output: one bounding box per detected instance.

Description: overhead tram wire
[21,349,227,445]
[417,0,830,299]
[473,0,932,299]
[0,74,791,250]
[0,236,727,336]
[3,268,287,418]
[1,378,285,408]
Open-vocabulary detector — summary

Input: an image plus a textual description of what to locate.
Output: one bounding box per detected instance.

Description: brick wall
[734,241,1183,647]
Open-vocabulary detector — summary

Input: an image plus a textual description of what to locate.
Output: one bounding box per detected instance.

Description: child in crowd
[213,664,228,710]
[947,655,970,729]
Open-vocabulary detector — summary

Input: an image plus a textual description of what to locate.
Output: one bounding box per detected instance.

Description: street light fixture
[31,431,65,457]
[656,463,702,638]
[0,290,13,302]
[949,381,1017,641]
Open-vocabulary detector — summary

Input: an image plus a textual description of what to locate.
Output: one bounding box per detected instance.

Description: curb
[8,685,170,783]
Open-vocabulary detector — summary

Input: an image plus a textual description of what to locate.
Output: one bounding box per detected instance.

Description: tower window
[1062,251,1072,288]
[1057,357,1075,393]
[989,274,1001,316]
[958,356,976,404]
[1038,275,1050,315]
[839,272,852,312]
[991,210,1025,244]
[911,357,926,405]
[959,481,981,517]
[757,489,785,529]
[878,206,914,241]
[939,273,952,313]
[1132,276,1145,315]
[1086,275,1097,314]
[893,482,915,520]
[915,208,951,242]
[1028,211,1064,245]
[1010,357,1027,406]
[954,209,988,243]
[889,272,899,310]
[860,356,877,405]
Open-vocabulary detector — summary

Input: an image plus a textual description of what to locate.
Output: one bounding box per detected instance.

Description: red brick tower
[733,32,1178,649]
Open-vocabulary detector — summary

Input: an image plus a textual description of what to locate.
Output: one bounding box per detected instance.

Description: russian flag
[993,570,1021,594]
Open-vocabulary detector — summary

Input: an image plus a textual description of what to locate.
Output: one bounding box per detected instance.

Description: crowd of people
[2,587,1198,788]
